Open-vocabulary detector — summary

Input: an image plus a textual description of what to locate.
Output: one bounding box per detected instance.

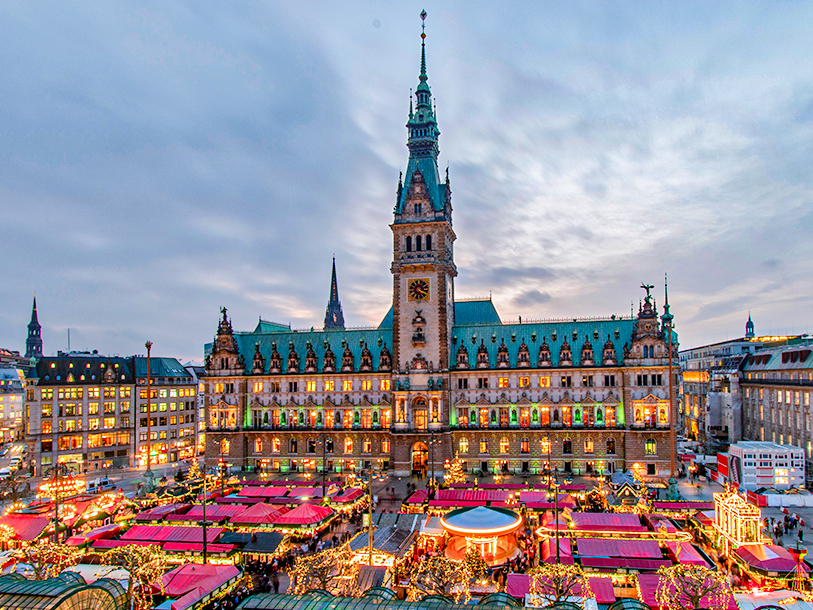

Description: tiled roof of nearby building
[34,355,134,386]
[132,357,192,379]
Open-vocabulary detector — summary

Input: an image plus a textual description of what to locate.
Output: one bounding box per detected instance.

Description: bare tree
[655,564,731,610]
[103,544,167,610]
[528,563,592,607]
[15,541,81,580]
[408,555,472,602]
[290,546,359,596]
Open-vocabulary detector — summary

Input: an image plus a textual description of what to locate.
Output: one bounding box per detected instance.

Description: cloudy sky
[2,1,812,362]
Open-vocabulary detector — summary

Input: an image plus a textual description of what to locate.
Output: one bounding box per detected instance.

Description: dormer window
[414,203,422,214]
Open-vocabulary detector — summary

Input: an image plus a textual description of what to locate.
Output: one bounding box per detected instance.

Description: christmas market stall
[733,543,810,589]
[439,506,523,566]
[348,525,418,569]
[229,503,291,530]
[270,503,335,537]
[576,538,671,573]
[505,573,616,606]
[636,572,737,610]
[157,563,242,610]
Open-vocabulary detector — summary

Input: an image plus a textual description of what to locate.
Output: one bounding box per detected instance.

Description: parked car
[86,477,115,494]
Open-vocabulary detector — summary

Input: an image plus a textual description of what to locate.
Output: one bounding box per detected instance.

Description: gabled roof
[132,357,191,379]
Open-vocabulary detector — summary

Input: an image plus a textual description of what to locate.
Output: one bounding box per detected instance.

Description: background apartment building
[25,352,198,475]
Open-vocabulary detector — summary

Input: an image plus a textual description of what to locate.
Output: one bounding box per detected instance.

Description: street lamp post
[38,464,86,544]
[144,341,155,491]
[321,433,327,500]
[201,465,209,564]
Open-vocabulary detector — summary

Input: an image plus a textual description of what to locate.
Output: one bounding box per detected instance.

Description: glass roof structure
[237,590,522,610]
[0,572,127,610]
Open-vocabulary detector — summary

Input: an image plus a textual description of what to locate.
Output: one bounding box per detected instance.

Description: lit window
[520,439,529,453]
[344,438,353,453]
[381,380,391,391]
[222,439,230,454]
[363,439,372,453]
[539,377,551,388]
[519,377,531,388]
[498,377,510,389]
[325,380,335,392]
[459,438,469,454]
[645,439,656,455]
[306,381,316,392]
[480,439,488,454]
[103,417,115,429]
[272,438,280,453]
[500,437,510,453]
[343,380,353,392]
[255,438,263,453]
[382,439,390,453]
[362,380,372,391]
[254,382,263,393]
[584,439,594,454]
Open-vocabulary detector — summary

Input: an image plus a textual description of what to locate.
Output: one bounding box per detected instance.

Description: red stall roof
[653,501,714,511]
[570,513,646,532]
[93,539,159,549]
[273,503,333,526]
[637,573,738,610]
[665,541,710,567]
[65,523,124,546]
[404,490,427,504]
[134,503,191,521]
[231,503,289,525]
[167,505,247,521]
[505,574,614,604]
[332,488,363,503]
[237,486,288,498]
[735,544,809,573]
[540,538,573,565]
[162,563,240,597]
[436,489,508,502]
[122,525,223,543]
[577,538,662,559]
[162,542,235,554]
[0,515,52,541]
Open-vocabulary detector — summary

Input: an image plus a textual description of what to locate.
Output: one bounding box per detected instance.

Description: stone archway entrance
[412,442,428,476]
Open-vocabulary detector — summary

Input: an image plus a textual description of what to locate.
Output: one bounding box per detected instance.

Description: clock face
[408,278,430,301]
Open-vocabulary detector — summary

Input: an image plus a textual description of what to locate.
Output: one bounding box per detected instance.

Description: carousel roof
[440,506,521,537]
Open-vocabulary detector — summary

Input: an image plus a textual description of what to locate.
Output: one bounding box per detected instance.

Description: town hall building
[204,20,678,480]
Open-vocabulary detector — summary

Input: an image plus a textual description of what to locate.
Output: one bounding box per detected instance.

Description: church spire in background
[324,257,345,330]
[25,296,42,359]
[745,311,755,339]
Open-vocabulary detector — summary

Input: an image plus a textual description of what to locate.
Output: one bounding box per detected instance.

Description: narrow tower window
[414,203,422,214]
[406,236,412,252]
[416,235,422,251]
[426,235,432,250]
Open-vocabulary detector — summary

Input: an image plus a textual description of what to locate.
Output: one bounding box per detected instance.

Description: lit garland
[654,564,731,610]
[407,554,473,603]
[4,501,25,516]
[37,471,86,500]
[15,541,81,580]
[444,452,467,485]
[103,544,168,610]
[0,523,15,544]
[187,460,202,480]
[528,563,592,607]
[289,545,359,596]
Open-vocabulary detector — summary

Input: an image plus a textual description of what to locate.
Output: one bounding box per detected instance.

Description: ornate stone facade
[203,22,678,480]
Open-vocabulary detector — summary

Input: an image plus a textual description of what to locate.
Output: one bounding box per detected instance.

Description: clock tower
[391,12,456,440]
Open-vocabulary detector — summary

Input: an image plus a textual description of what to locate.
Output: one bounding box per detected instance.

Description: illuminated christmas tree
[444,451,466,485]
[103,544,167,610]
[463,549,488,579]
[187,459,202,480]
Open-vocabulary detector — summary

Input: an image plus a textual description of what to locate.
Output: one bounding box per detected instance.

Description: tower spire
[324,257,345,330]
[25,295,43,359]
[395,9,448,220]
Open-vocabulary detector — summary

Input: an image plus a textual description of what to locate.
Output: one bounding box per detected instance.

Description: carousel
[439,505,523,566]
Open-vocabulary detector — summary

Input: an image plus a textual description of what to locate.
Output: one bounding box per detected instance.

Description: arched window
[272,438,281,453]
[645,438,656,455]
[500,437,510,454]
[426,235,432,250]
[532,409,539,423]
[406,236,412,252]
[606,438,615,454]
[562,438,572,454]
[222,439,230,454]
[289,438,297,453]
[554,409,560,423]
[416,235,422,251]
[344,437,353,454]
[460,438,469,454]
[254,438,263,453]
[480,438,488,454]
